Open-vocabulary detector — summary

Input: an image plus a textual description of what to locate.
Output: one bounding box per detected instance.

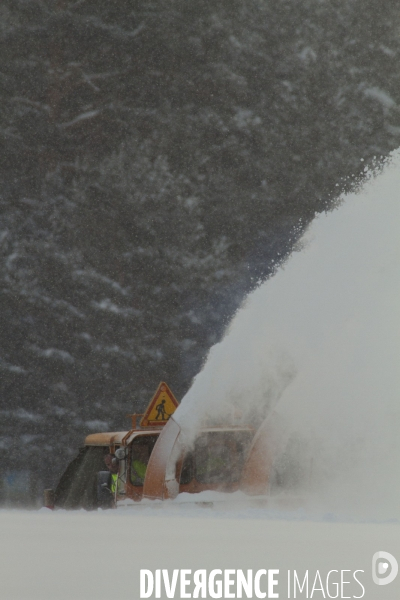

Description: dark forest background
[1,0,400,504]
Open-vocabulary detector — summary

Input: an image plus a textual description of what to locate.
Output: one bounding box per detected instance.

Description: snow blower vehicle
[49,382,271,510]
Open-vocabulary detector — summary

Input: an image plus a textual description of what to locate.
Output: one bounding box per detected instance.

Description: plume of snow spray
[174,151,400,520]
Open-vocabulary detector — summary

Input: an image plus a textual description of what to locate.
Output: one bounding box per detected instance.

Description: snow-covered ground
[1,504,398,600]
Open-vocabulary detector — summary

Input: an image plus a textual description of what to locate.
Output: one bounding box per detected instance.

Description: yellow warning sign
[140,382,179,427]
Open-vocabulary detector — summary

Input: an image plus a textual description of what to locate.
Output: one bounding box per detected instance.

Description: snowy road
[1,508,398,600]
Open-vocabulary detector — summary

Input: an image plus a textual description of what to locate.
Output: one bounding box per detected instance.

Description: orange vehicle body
[54,383,270,509]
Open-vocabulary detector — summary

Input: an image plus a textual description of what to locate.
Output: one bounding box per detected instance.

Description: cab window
[130,435,158,486]
[194,431,252,484]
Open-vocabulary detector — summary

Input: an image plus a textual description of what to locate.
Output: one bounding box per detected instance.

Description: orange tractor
[51,383,270,510]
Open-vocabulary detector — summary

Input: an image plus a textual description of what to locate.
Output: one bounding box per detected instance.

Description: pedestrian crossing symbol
[140,382,179,427]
